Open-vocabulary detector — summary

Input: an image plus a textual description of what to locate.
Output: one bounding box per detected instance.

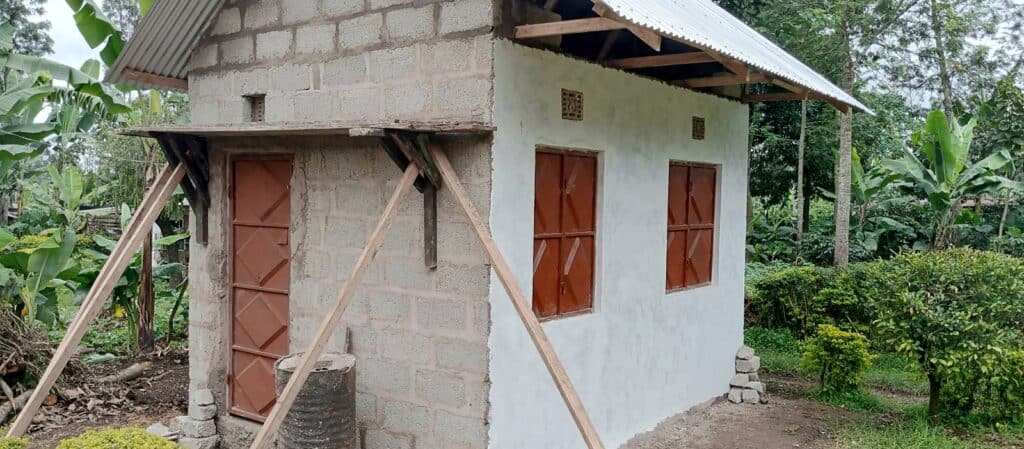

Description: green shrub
[744,326,801,374]
[800,324,875,395]
[55,428,182,449]
[747,265,832,334]
[0,437,28,449]
[874,248,1024,424]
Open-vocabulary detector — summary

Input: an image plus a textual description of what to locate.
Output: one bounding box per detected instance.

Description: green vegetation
[54,428,182,449]
[0,437,27,449]
[800,324,875,395]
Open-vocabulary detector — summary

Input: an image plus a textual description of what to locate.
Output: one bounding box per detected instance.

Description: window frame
[532,147,600,321]
[666,161,720,293]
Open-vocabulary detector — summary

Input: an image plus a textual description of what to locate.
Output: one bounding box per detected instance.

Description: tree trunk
[136,148,157,353]
[999,190,1011,239]
[928,372,942,426]
[834,15,855,267]
[929,0,956,118]
[795,100,808,250]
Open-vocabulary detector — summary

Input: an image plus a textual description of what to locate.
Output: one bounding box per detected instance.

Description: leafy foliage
[0,437,27,449]
[55,428,182,449]
[800,324,875,395]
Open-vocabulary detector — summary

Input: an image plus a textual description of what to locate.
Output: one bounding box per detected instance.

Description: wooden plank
[675,72,768,88]
[423,184,437,270]
[427,145,607,449]
[121,120,496,138]
[515,18,627,39]
[742,92,811,103]
[591,3,660,51]
[389,132,442,189]
[121,68,188,90]
[5,164,186,438]
[605,52,716,69]
[248,165,419,449]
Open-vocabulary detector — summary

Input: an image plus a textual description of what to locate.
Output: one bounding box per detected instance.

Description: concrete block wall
[188,0,496,125]
[190,136,493,449]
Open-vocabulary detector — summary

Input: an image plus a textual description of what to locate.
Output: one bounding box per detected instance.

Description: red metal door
[229,156,292,421]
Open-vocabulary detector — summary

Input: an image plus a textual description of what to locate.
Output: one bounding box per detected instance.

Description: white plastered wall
[487,40,749,449]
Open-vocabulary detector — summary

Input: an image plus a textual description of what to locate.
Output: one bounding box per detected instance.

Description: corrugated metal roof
[597,0,870,112]
[104,0,225,90]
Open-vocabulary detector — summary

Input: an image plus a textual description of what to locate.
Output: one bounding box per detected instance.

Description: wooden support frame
[120,68,188,91]
[591,3,661,51]
[5,164,187,438]
[154,134,210,244]
[384,131,443,269]
[675,72,768,88]
[605,52,716,69]
[515,17,627,39]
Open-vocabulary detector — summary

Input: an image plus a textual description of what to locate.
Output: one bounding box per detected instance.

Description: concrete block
[324,0,365,17]
[171,416,216,438]
[436,262,490,296]
[381,255,435,290]
[383,400,430,435]
[191,73,232,98]
[385,5,435,41]
[339,13,384,49]
[356,392,379,427]
[384,83,432,118]
[436,76,490,117]
[189,403,218,421]
[380,328,433,365]
[256,30,292,60]
[737,345,756,360]
[369,0,411,9]
[369,46,418,82]
[415,369,465,407]
[464,376,490,415]
[436,338,488,374]
[729,373,749,388]
[736,356,761,373]
[421,39,473,75]
[323,54,368,86]
[190,44,218,70]
[269,63,311,91]
[470,301,490,340]
[282,0,319,25]
[347,325,379,356]
[193,388,215,406]
[433,410,487,445]
[211,7,241,35]
[324,215,370,248]
[439,1,492,35]
[296,23,336,55]
[220,36,254,65]
[364,429,411,449]
[218,98,246,123]
[244,0,278,29]
[293,91,333,122]
[360,358,412,396]
[437,220,486,262]
[472,34,493,72]
[178,436,220,449]
[368,293,412,324]
[415,297,466,332]
[235,69,269,95]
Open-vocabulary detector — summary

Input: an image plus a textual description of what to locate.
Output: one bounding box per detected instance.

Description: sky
[43,0,103,69]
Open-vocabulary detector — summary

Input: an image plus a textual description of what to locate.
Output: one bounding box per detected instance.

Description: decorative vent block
[692,116,706,140]
[561,89,583,121]
[245,95,266,123]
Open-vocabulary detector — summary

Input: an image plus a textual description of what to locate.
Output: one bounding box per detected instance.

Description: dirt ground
[24,350,189,449]
[622,385,859,449]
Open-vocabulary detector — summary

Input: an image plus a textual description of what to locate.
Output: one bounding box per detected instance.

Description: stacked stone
[171,389,220,449]
[728,346,767,404]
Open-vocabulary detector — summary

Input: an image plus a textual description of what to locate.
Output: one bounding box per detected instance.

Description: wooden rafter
[675,72,768,88]
[515,17,627,39]
[605,52,716,69]
[592,3,661,51]
[121,68,187,90]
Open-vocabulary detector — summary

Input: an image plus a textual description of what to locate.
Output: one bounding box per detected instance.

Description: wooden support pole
[427,145,607,449]
[248,165,419,449]
[5,164,186,438]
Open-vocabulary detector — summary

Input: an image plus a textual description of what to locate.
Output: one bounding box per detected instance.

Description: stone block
[293,91,333,121]
[415,369,465,407]
[749,372,760,382]
[220,36,254,65]
[364,430,411,449]
[282,0,319,25]
[178,436,220,449]
[269,64,312,91]
[256,30,292,60]
[368,293,412,324]
[742,389,760,404]
[265,93,295,122]
[436,338,488,374]
[436,262,490,296]
[729,373,749,388]
[235,69,269,95]
[146,422,173,437]
[433,410,487,445]
[727,388,742,404]
[190,44,218,70]
[244,0,278,29]
[385,5,435,41]
[325,0,364,17]
[379,328,433,365]
[369,46,418,82]
[381,255,435,290]
[339,13,384,49]
[436,76,490,117]
[736,356,761,373]
[746,381,765,395]
[416,297,467,332]
[439,1,492,35]
[737,345,756,360]
[211,7,241,35]
[360,358,412,396]
[296,23,336,55]
[189,403,218,421]
[323,54,368,86]
[171,416,216,438]
[421,39,473,75]
[383,400,431,435]
[193,389,216,406]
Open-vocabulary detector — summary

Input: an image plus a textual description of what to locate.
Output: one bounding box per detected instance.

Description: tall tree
[102,0,141,40]
[0,0,51,56]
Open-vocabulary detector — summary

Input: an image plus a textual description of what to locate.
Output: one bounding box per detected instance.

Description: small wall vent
[245,94,266,122]
[561,88,583,121]
[692,116,706,140]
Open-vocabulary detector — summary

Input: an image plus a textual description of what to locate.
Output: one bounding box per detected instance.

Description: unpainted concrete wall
[486,40,750,449]
[188,136,494,449]
[188,0,495,125]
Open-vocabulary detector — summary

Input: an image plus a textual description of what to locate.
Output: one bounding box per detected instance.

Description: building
[106,1,866,448]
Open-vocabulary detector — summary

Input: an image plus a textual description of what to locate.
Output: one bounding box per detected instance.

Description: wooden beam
[515,17,626,39]
[423,184,437,270]
[675,72,768,88]
[592,3,660,51]
[605,52,716,70]
[6,164,186,438]
[121,68,188,90]
[248,165,419,449]
[428,145,607,449]
[742,92,811,103]
[596,30,621,62]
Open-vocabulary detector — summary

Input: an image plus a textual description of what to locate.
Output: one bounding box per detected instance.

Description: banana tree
[883,110,1022,249]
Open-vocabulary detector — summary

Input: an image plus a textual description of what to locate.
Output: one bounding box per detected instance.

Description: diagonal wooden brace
[428,146,607,449]
[248,165,419,449]
[5,164,186,438]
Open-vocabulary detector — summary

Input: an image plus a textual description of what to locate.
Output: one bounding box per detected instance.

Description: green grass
[833,407,1024,449]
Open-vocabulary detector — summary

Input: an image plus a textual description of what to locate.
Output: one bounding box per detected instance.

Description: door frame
[226,152,294,422]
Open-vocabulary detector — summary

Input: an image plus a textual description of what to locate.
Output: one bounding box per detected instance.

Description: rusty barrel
[274,352,357,449]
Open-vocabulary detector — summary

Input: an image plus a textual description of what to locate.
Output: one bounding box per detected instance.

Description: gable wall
[187,0,495,125]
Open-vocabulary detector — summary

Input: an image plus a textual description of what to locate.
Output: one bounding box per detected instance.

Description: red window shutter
[667,163,717,291]
[533,149,597,318]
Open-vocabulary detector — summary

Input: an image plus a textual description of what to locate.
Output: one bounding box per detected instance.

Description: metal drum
[274,352,357,449]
